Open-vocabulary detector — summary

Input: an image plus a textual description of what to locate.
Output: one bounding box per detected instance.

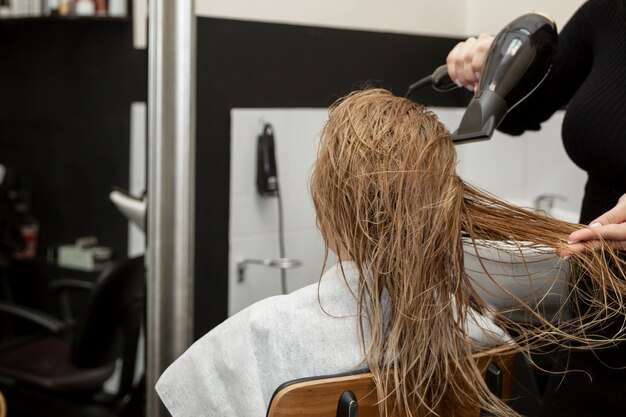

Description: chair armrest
[0,302,67,334]
[49,279,95,292]
[48,279,95,324]
[49,278,95,324]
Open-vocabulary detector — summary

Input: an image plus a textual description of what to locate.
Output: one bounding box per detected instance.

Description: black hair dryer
[452,13,557,143]
[409,12,558,144]
[257,124,279,196]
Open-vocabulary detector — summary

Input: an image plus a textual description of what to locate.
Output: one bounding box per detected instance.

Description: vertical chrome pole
[147,0,196,415]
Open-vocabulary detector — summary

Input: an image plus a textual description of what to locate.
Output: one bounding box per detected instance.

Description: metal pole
[146,0,196,415]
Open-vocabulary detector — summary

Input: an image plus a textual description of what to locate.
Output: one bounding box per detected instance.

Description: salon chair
[0,255,145,417]
[0,390,5,417]
[267,354,517,417]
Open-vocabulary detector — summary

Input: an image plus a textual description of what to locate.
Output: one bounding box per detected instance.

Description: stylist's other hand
[565,194,626,255]
[446,34,494,91]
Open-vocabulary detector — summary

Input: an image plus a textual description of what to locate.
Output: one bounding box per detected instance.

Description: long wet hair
[310,89,626,417]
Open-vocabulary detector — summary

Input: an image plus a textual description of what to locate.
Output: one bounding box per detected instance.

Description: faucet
[236,258,303,283]
[534,193,567,213]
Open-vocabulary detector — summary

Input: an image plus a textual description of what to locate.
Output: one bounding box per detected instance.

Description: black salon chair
[0,255,145,417]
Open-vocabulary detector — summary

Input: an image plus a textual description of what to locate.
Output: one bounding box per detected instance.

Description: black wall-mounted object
[256,124,279,197]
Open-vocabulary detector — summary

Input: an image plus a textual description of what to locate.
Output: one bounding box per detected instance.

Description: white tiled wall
[229,109,334,316]
[437,109,587,219]
[516,111,587,219]
[229,107,587,315]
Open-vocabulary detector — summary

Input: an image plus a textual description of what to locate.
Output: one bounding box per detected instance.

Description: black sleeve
[497,1,594,136]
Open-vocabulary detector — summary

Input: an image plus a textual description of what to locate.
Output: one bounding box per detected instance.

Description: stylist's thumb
[589,193,626,227]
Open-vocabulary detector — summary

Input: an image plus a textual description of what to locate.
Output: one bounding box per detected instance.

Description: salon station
[1,0,623,416]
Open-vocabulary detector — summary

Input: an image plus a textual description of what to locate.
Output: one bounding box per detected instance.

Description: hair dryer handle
[431,65,458,92]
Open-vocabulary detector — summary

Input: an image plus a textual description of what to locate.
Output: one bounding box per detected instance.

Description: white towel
[156,261,508,417]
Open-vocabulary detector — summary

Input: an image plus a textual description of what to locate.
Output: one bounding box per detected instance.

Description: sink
[464,238,570,322]
[548,207,580,224]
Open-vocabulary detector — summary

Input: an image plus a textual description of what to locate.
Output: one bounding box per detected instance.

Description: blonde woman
[156,89,626,417]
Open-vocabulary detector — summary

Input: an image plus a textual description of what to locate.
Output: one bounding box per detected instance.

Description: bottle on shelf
[108,0,124,17]
[0,0,127,20]
[94,0,105,15]
[6,0,44,17]
[12,191,39,261]
[74,0,95,16]
[44,0,60,16]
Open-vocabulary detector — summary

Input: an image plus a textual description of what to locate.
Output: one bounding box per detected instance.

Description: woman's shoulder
[156,262,366,417]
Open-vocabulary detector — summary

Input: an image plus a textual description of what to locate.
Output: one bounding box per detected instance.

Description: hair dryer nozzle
[451,91,508,143]
[452,12,557,144]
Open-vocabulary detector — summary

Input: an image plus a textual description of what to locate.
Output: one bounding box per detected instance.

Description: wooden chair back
[0,390,6,417]
[267,354,516,417]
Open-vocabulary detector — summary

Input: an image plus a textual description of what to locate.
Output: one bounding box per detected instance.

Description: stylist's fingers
[460,37,478,89]
[471,34,494,81]
[568,223,626,245]
[559,241,599,258]
[447,37,480,87]
[559,194,626,258]
[566,193,626,244]
[446,35,494,89]
[446,43,462,84]
[453,38,472,86]
[588,194,626,228]
[559,223,626,258]
[560,237,626,258]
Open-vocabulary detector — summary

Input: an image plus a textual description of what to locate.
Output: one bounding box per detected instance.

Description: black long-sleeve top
[497,3,626,415]
[498,0,626,223]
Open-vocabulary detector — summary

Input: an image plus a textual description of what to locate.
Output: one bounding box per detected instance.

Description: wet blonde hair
[310,89,626,417]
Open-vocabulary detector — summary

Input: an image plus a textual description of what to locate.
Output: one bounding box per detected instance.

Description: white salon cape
[156,261,508,417]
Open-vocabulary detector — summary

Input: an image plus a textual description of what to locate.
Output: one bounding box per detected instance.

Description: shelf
[0,15,129,22]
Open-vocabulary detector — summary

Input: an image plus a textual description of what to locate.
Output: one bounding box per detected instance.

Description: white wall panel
[196,0,585,38]
[433,108,586,220]
[229,109,333,316]
[230,107,585,314]
[196,0,467,37]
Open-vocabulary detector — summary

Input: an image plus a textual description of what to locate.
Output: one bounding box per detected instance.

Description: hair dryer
[407,12,558,144]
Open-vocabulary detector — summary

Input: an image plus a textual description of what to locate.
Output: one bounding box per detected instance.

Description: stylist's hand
[566,194,626,254]
[446,34,494,91]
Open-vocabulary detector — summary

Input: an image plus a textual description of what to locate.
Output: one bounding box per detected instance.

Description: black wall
[0,19,147,261]
[194,17,469,338]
